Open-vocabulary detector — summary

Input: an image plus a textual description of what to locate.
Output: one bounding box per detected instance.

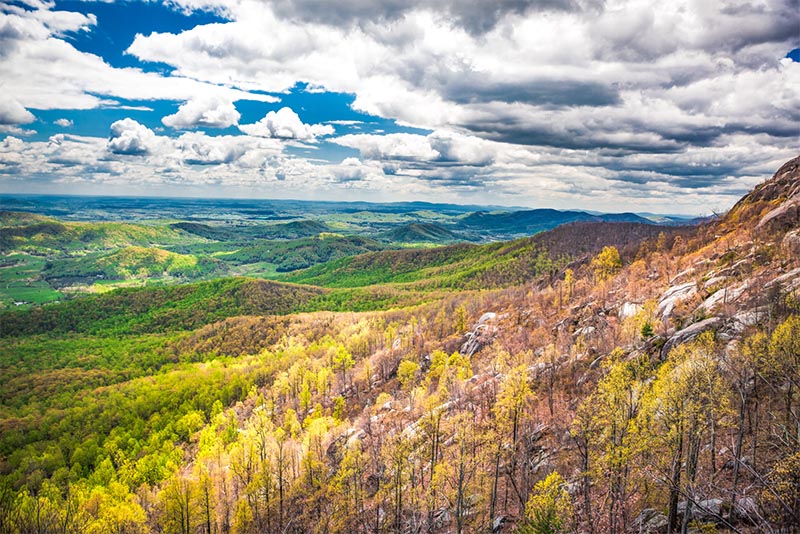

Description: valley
[0,158,798,533]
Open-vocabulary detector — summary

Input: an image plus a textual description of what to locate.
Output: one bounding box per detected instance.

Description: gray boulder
[661,317,722,359]
[632,508,668,534]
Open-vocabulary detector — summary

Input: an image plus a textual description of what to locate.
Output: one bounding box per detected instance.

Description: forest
[0,157,799,533]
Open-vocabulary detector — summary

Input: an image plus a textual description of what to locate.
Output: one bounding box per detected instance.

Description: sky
[0,0,798,215]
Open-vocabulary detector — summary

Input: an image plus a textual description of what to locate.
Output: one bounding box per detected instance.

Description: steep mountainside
[285,221,684,289]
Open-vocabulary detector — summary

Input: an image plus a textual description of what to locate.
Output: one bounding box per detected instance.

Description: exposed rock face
[619,301,642,319]
[766,266,800,292]
[732,496,759,522]
[697,281,750,313]
[677,498,725,523]
[661,317,722,358]
[632,508,668,533]
[460,312,498,357]
[657,282,697,319]
[757,195,800,231]
[726,155,800,232]
[782,229,800,259]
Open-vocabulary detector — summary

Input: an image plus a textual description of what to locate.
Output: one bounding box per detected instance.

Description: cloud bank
[0,0,797,213]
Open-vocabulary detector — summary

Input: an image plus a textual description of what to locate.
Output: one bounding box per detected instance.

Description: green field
[0,253,62,308]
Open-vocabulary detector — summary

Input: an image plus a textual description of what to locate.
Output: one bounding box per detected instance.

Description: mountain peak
[725,155,800,232]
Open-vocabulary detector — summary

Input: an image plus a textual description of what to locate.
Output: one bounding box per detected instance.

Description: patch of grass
[0,253,61,307]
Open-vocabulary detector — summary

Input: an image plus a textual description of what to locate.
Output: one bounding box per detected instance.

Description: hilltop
[379,222,462,243]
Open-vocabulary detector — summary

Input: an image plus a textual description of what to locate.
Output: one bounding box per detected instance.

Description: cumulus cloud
[265,0,601,35]
[107,118,159,155]
[0,6,277,111]
[334,132,439,161]
[0,99,35,125]
[126,0,799,157]
[162,96,241,129]
[333,130,495,165]
[54,118,73,127]
[174,131,280,165]
[0,135,25,168]
[239,107,334,141]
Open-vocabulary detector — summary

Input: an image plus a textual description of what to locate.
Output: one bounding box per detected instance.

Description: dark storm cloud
[400,167,490,188]
[606,160,742,179]
[433,0,601,35]
[590,0,800,64]
[597,162,745,190]
[712,0,800,51]
[460,103,799,154]
[461,117,683,153]
[443,77,620,107]
[269,0,602,34]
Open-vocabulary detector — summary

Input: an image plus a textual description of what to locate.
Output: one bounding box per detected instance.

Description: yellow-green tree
[639,333,730,533]
[519,472,574,534]
[431,412,485,534]
[397,359,420,392]
[160,472,194,534]
[591,246,622,282]
[331,442,366,533]
[589,350,650,533]
[563,268,575,304]
[492,364,535,516]
[333,344,355,390]
[768,315,800,448]
[762,451,800,528]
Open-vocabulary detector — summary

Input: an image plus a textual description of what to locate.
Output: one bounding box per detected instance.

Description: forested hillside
[0,157,798,533]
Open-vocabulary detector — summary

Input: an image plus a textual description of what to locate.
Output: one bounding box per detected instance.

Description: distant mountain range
[460,209,651,236]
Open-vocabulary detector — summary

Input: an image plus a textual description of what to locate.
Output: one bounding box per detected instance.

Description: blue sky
[0,0,797,214]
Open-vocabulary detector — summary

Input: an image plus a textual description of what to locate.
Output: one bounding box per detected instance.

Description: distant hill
[461,208,651,236]
[380,222,462,243]
[171,219,329,241]
[0,278,326,337]
[0,212,193,252]
[221,235,386,272]
[170,222,239,241]
[530,221,690,261]
[0,211,55,227]
[43,246,228,286]
[284,220,680,290]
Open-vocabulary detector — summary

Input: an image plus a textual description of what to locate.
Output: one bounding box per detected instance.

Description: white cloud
[428,130,495,165]
[162,96,241,129]
[104,104,155,112]
[0,99,35,125]
[0,9,278,111]
[125,1,798,151]
[239,107,334,141]
[174,131,281,165]
[334,132,439,161]
[107,118,159,155]
[2,125,796,214]
[333,130,495,165]
[54,118,73,127]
